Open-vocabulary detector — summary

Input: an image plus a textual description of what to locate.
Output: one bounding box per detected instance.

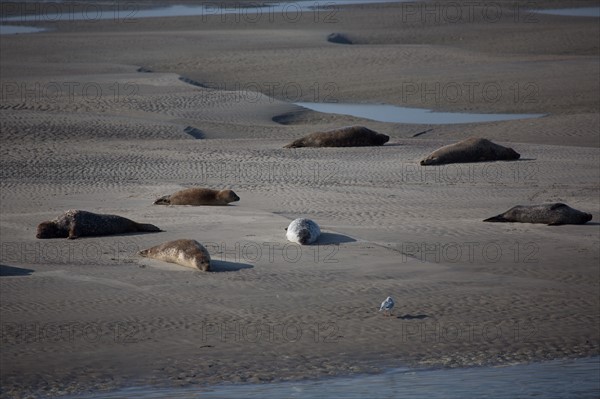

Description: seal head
[286,218,321,245]
[36,221,63,239]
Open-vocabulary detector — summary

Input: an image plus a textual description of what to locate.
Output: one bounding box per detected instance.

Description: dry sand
[1,1,599,397]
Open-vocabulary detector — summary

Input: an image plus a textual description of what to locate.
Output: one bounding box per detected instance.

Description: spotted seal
[285,218,321,245]
[138,239,211,271]
[36,209,161,239]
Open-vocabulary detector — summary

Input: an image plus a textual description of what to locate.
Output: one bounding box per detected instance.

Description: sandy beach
[1,1,599,397]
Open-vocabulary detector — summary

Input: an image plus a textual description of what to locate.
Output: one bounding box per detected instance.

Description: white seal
[285,218,321,245]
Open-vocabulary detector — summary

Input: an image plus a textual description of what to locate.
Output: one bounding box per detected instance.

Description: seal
[420,137,520,165]
[138,239,211,271]
[154,188,240,206]
[284,126,389,148]
[36,209,162,239]
[483,203,592,225]
[286,218,321,245]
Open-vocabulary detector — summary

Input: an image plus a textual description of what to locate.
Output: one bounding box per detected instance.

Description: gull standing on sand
[379,296,394,317]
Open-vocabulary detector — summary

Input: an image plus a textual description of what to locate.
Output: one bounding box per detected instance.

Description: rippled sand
[1,1,598,397]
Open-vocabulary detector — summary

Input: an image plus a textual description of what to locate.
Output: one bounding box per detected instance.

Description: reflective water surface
[0,25,46,34]
[535,7,600,17]
[73,357,599,399]
[3,4,599,34]
[1,1,409,22]
[295,102,545,124]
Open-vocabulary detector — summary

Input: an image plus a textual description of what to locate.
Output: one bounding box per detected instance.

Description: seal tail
[137,223,162,232]
[420,158,437,166]
[284,141,301,148]
[483,215,508,223]
[153,195,171,205]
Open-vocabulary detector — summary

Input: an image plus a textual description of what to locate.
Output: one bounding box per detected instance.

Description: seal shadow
[424,158,535,166]
[0,264,34,277]
[397,314,429,320]
[317,232,356,244]
[272,111,306,125]
[41,230,165,240]
[210,260,253,273]
[178,76,209,88]
[183,126,205,139]
[327,33,353,45]
[90,230,165,239]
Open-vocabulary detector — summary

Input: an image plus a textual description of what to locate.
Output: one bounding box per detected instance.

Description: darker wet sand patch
[209,260,254,273]
[178,76,208,88]
[183,126,205,139]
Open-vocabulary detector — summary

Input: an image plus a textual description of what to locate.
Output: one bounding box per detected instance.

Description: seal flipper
[483,215,509,223]
[153,195,171,205]
[136,223,162,233]
[68,225,80,239]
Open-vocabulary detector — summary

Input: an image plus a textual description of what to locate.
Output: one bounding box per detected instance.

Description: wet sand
[0,1,599,397]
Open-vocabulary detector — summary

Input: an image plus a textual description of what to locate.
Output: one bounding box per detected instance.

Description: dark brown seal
[138,239,211,271]
[284,126,389,148]
[154,188,240,206]
[36,209,162,239]
[483,203,592,225]
[420,137,520,165]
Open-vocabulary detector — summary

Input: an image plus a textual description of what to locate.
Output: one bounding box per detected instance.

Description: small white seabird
[379,296,394,317]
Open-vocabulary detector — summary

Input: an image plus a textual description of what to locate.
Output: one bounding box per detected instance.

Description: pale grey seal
[286,218,321,245]
[138,239,211,271]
